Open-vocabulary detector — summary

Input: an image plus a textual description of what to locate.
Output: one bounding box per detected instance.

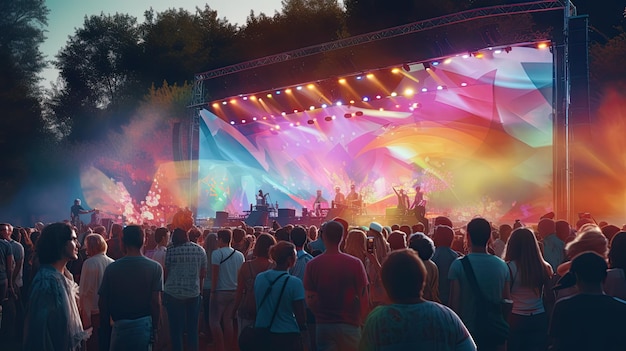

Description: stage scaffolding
[190,1,584,222]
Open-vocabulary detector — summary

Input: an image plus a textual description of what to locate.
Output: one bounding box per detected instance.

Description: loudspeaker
[245,211,269,227]
[215,211,229,227]
[278,208,296,218]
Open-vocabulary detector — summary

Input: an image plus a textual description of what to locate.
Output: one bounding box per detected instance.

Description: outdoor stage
[190,1,591,226]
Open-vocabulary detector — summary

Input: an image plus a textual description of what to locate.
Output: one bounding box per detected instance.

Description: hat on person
[370,222,383,233]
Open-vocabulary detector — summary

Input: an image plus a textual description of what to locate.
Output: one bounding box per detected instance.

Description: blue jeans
[110,316,152,351]
[164,293,201,351]
[316,323,360,351]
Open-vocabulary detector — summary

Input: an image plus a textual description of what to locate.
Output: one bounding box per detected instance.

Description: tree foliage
[0,0,49,209]
[50,13,144,141]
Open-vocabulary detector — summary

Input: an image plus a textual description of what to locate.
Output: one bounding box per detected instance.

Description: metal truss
[194,1,568,85]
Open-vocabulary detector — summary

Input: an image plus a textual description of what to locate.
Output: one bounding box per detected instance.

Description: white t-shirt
[211,246,245,291]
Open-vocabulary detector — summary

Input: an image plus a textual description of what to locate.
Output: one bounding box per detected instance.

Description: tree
[141,6,237,87]
[50,13,144,142]
[0,0,49,211]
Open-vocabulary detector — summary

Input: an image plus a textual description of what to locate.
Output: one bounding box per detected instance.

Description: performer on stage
[346,184,359,202]
[313,190,327,216]
[392,187,410,214]
[346,184,362,215]
[333,186,346,208]
[70,198,96,230]
[257,189,269,207]
[410,185,428,231]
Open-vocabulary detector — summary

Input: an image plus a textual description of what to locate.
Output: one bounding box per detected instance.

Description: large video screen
[198,45,554,224]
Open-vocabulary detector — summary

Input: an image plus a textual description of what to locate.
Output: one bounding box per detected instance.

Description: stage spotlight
[423,62,431,70]
[296,86,303,90]
[404,88,414,96]
[281,112,286,116]
[355,111,364,116]
[241,120,246,123]
[421,88,428,92]
[252,117,257,121]
[349,100,355,104]
[324,116,333,121]
[242,96,248,101]
[356,76,363,80]
[285,88,292,93]
[289,123,294,127]
[362,97,369,102]
[392,68,400,74]
[537,42,549,49]
[307,119,315,124]
[230,121,235,125]
[391,92,398,97]
[462,53,470,59]
[432,61,440,66]
[402,63,411,72]
[321,104,328,108]
[266,94,272,98]
[212,103,219,108]
[461,82,468,87]
[293,109,299,113]
[437,85,444,90]
[335,101,343,106]
[376,95,382,99]
[307,84,315,89]
[309,106,315,110]
[494,49,502,54]
[344,113,352,118]
[366,73,374,79]
[444,58,452,64]
[275,91,281,94]
[222,101,228,105]
[338,78,346,84]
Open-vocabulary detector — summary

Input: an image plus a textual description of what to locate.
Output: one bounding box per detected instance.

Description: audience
[15,211,626,351]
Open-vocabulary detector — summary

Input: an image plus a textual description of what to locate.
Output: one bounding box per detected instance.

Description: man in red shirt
[303,221,369,351]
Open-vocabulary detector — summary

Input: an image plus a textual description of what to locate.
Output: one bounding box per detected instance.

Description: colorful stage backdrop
[198,45,554,224]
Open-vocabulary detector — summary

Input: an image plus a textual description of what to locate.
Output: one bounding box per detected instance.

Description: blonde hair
[344,229,367,264]
[85,233,107,254]
[566,224,608,259]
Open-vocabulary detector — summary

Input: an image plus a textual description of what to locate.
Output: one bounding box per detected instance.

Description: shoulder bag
[239,272,290,351]
[461,256,511,346]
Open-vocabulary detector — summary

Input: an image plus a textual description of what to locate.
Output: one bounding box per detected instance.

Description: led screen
[198,45,554,224]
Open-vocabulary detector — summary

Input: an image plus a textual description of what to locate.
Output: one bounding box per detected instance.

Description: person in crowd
[492,228,506,258]
[149,227,169,268]
[368,222,390,265]
[79,233,114,350]
[254,241,307,350]
[1,224,23,341]
[289,227,313,281]
[604,231,626,299]
[0,223,15,310]
[209,228,245,351]
[304,220,369,351]
[554,224,608,300]
[187,227,202,244]
[106,224,124,260]
[555,220,572,244]
[98,225,163,351]
[233,234,276,334]
[601,224,620,243]
[449,217,511,351]
[307,225,318,243]
[432,225,460,306]
[502,227,554,351]
[163,228,207,351]
[344,229,385,307]
[537,218,564,272]
[289,226,316,350]
[23,222,91,350]
[408,233,441,303]
[200,233,218,341]
[231,227,249,254]
[308,223,326,256]
[18,227,35,303]
[549,252,626,351]
[359,249,476,351]
[388,230,407,251]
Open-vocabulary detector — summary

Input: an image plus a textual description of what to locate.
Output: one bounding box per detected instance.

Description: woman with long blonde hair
[503,227,553,351]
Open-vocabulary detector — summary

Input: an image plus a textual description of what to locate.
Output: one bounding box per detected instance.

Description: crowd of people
[1,211,626,351]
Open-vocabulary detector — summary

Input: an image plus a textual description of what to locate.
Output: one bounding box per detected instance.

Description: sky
[41,0,286,88]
